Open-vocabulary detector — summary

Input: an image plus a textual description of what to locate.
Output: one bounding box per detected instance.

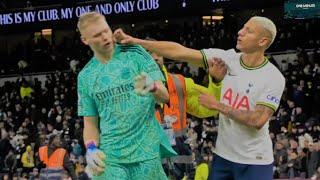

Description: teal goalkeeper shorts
[92,157,167,180]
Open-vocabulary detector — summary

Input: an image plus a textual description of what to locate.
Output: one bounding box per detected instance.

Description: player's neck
[95,49,114,63]
[241,51,265,68]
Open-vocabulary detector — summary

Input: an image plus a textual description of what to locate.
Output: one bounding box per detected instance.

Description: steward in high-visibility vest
[155,65,223,179]
[38,130,77,180]
[39,146,66,169]
[155,66,222,141]
[155,69,187,138]
[147,45,225,179]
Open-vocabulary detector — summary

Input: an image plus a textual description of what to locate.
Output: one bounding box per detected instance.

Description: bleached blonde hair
[250,16,277,48]
[77,11,106,34]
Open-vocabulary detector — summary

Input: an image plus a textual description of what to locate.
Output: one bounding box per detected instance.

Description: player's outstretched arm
[114,29,204,67]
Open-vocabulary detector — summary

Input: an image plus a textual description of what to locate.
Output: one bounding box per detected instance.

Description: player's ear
[81,36,89,45]
[258,37,269,48]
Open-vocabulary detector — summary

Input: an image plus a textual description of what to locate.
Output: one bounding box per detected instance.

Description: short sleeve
[256,76,285,111]
[77,74,98,116]
[200,48,237,69]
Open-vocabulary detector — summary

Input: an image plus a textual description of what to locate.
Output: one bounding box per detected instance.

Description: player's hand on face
[114,28,136,45]
[208,57,227,83]
[194,87,219,110]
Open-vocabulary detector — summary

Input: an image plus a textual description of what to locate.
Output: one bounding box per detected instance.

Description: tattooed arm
[216,103,274,129]
[198,92,274,130]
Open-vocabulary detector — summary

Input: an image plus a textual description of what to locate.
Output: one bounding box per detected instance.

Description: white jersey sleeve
[256,72,285,111]
[201,48,238,69]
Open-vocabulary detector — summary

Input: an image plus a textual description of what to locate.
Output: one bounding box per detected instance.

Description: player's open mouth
[104,42,111,47]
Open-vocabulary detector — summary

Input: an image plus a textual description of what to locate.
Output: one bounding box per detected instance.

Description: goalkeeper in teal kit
[77,12,175,179]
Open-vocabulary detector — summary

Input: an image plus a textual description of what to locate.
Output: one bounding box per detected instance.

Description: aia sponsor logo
[222,88,250,110]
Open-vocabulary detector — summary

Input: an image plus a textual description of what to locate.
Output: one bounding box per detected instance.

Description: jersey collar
[240,56,269,70]
[94,43,120,64]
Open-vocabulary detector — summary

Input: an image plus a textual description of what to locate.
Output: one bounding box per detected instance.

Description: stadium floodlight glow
[34,32,41,36]
[182,0,186,7]
[212,16,224,20]
[42,29,52,35]
[202,16,211,20]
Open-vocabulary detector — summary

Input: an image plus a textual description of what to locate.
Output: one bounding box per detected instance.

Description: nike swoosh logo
[228,72,237,76]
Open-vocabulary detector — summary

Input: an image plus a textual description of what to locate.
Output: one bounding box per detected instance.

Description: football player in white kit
[114,16,285,180]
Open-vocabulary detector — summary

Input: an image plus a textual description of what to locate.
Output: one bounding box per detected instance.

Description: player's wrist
[135,37,144,44]
[221,104,232,116]
[149,82,158,93]
[85,140,98,151]
[210,74,223,84]
[215,102,226,113]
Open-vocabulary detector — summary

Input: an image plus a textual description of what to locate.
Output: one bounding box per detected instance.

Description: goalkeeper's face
[80,18,115,55]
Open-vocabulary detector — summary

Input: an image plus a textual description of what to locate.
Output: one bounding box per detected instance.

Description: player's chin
[236,44,242,51]
[103,43,114,52]
[237,43,248,51]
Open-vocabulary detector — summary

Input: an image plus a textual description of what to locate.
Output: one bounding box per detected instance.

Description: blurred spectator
[311,167,320,180]
[299,148,308,178]
[194,154,209,180]
[38,130,77,179]
[69,58,79,73]
[17,60,28,74]
[287,150,300,178]
[28,167,40,180]
[71,139,82,158]
[21,145,35,173]
[4,149,17,176]
[308,143,319,178]
[76,162,90,180]
[2,174,10,180]
[0,129,12,170]
[20,81,33,99]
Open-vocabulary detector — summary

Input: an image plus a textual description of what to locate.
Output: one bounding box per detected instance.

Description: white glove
[85,165,95,178]
[164,115,177,124]
[134,72,157,95]
[164,128,176,146]
[85,140,106,176]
